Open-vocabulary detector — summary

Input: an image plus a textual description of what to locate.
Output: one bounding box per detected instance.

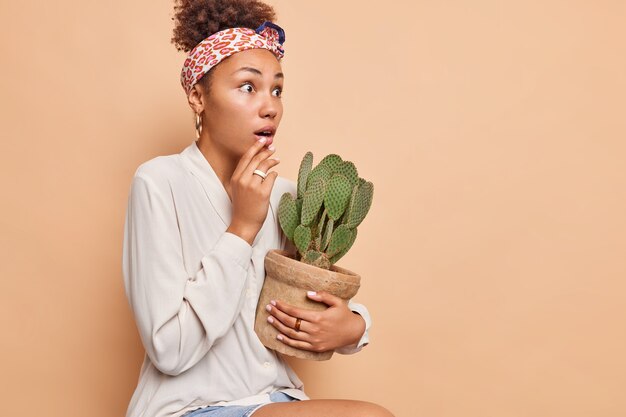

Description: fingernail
[266,304,272,312]
[272,156,280,161]
[277,334,283,341]
[307,291,317,297]
[259,137,266,143]
[268,144,275,151]
[270,300,276,306]
[267,316,274,323]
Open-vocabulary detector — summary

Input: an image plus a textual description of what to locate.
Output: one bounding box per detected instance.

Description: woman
[122,1,393,416]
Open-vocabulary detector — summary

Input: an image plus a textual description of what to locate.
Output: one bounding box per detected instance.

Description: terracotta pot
[254,249,361,361]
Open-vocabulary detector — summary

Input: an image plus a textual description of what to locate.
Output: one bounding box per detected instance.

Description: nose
[259,95,278,119]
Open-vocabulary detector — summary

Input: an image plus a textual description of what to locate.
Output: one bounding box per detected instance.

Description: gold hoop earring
[195,113,203,140]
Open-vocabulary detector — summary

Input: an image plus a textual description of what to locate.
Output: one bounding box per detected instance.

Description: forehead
[215,48,283,77]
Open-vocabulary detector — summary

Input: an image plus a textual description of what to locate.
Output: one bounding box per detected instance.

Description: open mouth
[254,127,276,144]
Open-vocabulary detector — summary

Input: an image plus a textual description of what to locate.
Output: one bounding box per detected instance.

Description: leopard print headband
[180,21,286,96]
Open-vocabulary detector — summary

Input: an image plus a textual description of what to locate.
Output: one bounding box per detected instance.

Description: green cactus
[324,173,353,221]
[278,193,298,241]
[344,180,373,229]
[297,152,313,199]
[301,177,327,226]
[277,152,374,270]
[293,224,312,254]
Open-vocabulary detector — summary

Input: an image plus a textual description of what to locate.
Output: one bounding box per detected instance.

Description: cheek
[208,93,251,127]
[218,91,254,115]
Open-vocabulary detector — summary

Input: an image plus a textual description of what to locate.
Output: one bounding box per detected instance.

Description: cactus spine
[278,152,373,269]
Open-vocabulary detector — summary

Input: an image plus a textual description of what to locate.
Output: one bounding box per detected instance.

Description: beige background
[1,0,625,416]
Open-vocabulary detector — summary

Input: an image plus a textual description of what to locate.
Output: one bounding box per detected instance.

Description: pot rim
[266,249,361,286]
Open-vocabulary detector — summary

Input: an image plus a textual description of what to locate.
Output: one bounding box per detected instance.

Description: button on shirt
[122,141,372,417]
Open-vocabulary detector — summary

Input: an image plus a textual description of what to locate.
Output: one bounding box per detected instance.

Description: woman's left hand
[265,291,366,352]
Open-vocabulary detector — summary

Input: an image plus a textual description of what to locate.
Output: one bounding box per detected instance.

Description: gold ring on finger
[294,317,302,332]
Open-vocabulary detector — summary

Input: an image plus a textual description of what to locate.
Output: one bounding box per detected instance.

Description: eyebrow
[232,66,284,79]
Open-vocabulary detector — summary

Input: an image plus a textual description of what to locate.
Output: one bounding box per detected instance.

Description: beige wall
[1,1,625,416]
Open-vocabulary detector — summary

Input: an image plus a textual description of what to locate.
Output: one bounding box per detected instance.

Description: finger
[241,147,277,179]
[232,138,271,179]
[267,315,311,342]
[250,158,280,185]
[269,300,320,323]
[276,333,320,352]
[267,302,304,329]
[259,171,279,191]
[255,157,280,174]
[306,291,345,307]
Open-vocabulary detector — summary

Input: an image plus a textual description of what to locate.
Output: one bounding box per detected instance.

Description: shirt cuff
[214,231,253,269]
[349,302,370,349]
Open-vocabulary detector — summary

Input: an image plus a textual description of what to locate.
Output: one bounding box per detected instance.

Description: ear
[187,84,205,114]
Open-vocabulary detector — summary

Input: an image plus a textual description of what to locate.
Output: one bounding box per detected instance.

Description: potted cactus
[254,152,374,360]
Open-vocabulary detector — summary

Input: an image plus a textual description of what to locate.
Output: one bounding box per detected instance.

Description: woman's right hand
[226,139,280,245]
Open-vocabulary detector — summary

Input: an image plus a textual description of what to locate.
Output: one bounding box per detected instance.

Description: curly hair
[171,0,277,93]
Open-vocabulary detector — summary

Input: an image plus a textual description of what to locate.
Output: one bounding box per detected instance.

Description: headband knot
[180,21,286,97]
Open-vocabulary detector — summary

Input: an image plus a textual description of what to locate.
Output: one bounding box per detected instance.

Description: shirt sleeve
[335,300,371,355]
[122,173,253,376]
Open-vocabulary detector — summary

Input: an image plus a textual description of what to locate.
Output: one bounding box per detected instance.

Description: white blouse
[122,141,371,417]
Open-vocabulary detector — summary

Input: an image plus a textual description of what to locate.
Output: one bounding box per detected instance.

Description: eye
[272,87,283,97]
[239,82,254,93]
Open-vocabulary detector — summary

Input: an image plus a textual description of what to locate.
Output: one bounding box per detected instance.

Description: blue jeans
[182,392,300,417]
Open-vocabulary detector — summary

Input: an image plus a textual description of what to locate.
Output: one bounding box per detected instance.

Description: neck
[196,135,237,199]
